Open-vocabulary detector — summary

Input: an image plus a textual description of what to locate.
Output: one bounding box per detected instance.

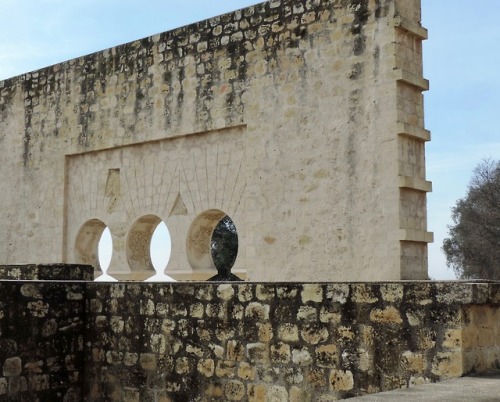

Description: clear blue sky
[1,1,498,280]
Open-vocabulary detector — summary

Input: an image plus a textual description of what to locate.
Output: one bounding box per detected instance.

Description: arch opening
[127,215,174,281]
[150,221,172,272]
[145,220,176,282]
[186,209,238,273]
[98,227,113,272]
[75,219,111,274]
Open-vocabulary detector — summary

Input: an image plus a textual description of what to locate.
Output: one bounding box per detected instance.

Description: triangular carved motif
[169,193,188,216]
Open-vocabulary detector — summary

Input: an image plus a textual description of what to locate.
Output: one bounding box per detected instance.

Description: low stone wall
[0,267,498,401]
[85,281,500,401]
[0,264,93,281]
[0,281,86,401]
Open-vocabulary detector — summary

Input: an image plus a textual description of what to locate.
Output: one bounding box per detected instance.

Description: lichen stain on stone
[305,183,319,193]
[373,45,380,75]
[263,236,276,245]
[299,235,312,246]
[314,168,330,179]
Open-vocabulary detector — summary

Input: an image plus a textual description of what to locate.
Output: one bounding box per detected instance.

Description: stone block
[369,306,403,324]
[189,302,205,318]
[227,340,245,362]
[122,387,140,402]
[3,357,22,377]
[300,324,330,345]
[124,353,138,367]
[216,360,236,378]
[7,376,27,394]
[224,380,245,401]
[0,378,7,395]
[329,369,354,391]
[175,357,191,375]
[256,284,275,301]
[238,285,254,302]
[270,342,291,364]
[319,305,342,324]
[297,305,317,321]
[205,383,224,397]
[268,385,288,401]
[442,329,462,349]
[401,350,426,373]
[380,284,404,302]
[292,346,312,366]
[246,343,268,364]
[352,285,378,304]
[245,302,270,320]
[197,359,215,377]
[315,344,339,368]
[248,384,267,402]
[28,374,49,391]
[278,323,299,342]
[431,351,463,379]
[257,322,274,342]
[290,386,311,402]
[217,284,235,300]
[237,362,255,380]
[302,284,323,303]
[139,353,157,371]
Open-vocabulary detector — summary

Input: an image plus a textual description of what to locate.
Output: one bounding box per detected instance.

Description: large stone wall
[0,0,432,281]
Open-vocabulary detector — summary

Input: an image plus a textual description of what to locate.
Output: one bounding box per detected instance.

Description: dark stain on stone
[353,35,366,56]
[375,0,391,19]
[350,0,370,55]
[350,0,370,35]
[22,77,35,167]
[177,66,185,111]
[293,26,308,45]
[348,89,361,123]
[348,62,364,80]
[373,45,380,76]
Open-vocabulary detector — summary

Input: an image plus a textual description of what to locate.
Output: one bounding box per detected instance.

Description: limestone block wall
[0,0,432,281]
[0,263,93,281]
[0,266,498,401]
[0,282,86,400]
[462,304,500,373]
[84,281,500,401]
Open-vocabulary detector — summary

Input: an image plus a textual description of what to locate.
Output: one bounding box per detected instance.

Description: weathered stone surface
[78,281,500,400]
[0,280,85,400]
[330,369,354,391]
[0,240,499,399]
[431,351,463,379]
[245,302,270,320]
[3,357,22,377]
[0,264,93,281]
[224,379,246,401]
[278,323,299,342]
[370,307,403,324]
[302,284,323,303]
